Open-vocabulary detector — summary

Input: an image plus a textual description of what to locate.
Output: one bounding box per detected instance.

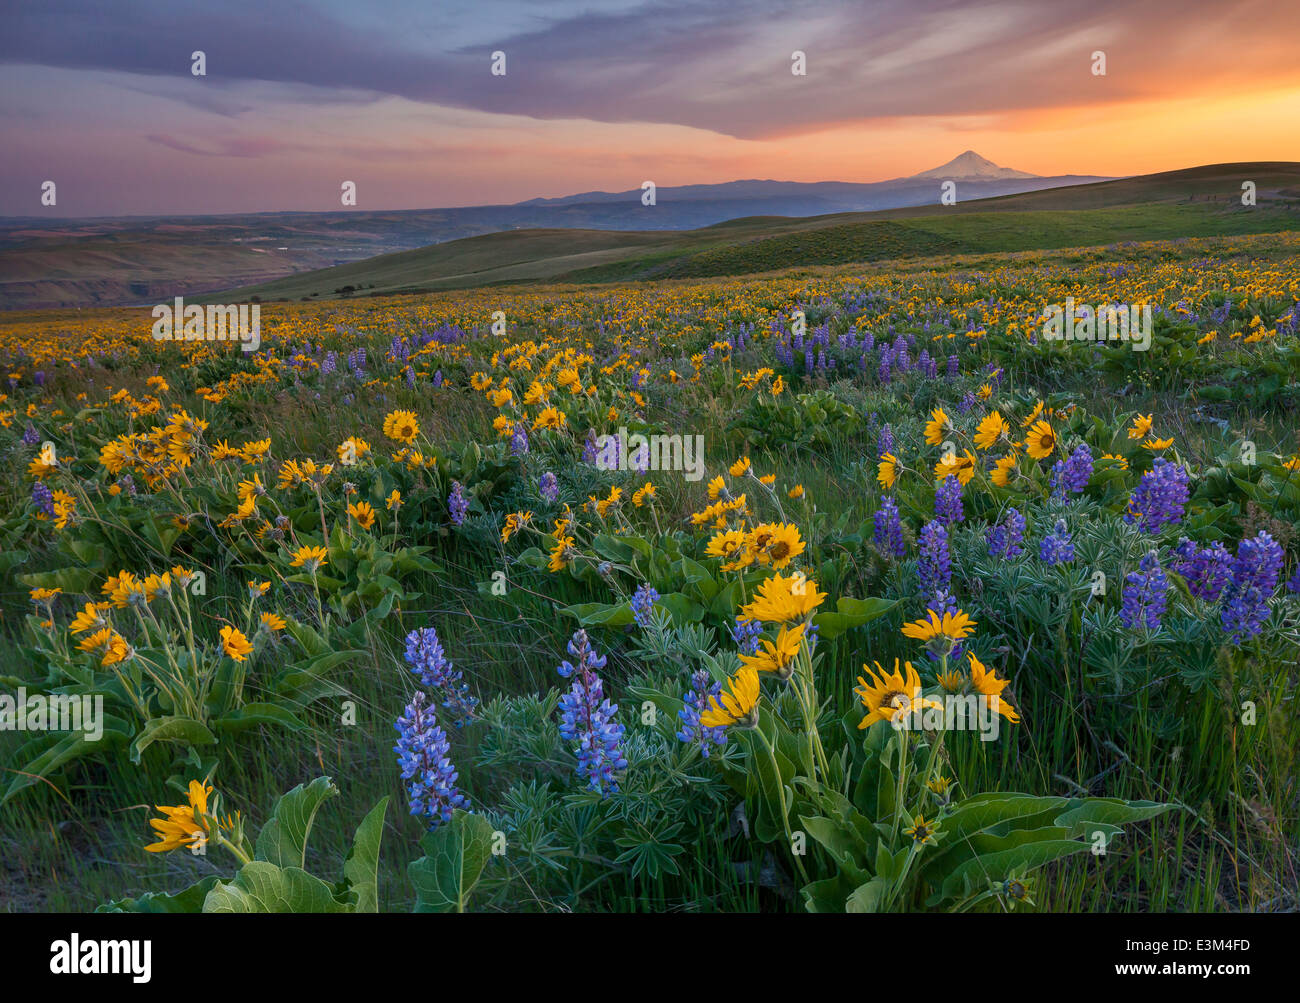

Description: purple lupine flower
[1287,563,1300,594]
[1125,458,1190,533]
[581,432,599,465]
[320,351,337,376]
[873,496,906,558]
[406,366,416,388]
[631,583,660,628]
[539,471,559,503]
[22,424,40,446]
[510,422,530,456]
[404,626,478,727]
[556,630,627,796]
[394,692,469,830]
[946,354,959,379]
[1220,531,1284,643]
[432,370,444,388]
[676,669,729,758]
[917,520,952,602]
[31,481,55,517]
[1039,520,1075,565]
[1170,537,1233,601]
[1051,444,1094,498]
[1121,550,1170,630]
[934,475,964,526]
[730,617,764,655]
[877,424,894,458]
[448,481,469,526]
[986,507,1026,560]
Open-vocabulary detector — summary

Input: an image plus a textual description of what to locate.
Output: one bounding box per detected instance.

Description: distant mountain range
[0,152,1113,309]
[515,151,1104,217]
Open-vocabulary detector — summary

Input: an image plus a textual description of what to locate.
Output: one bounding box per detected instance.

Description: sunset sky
[4,0,1300,216]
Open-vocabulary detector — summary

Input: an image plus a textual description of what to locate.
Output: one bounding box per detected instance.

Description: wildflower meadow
[2,233,1297,924]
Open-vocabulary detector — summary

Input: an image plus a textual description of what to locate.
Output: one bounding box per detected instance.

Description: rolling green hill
[215,163,1300,302]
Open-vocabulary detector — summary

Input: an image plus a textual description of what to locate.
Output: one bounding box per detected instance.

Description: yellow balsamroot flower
[220,625,254,662]
[212,439,241,461]
[1283,455,1300,472]
[259,612,287,632]
[69,601,108,635]
[248,580,270,600]
[729,456,751,477]
[990,454,1018,487]
[752,522,805,569]
[240,438,272,462]
[237,474,265,504]
[771,375,785,395]
[699,665,761,730]
[1024,420,1057,460]
[739,622,806,680]
[336,437,371,463]
[470,372,493,391]
[1142,436,1174,451]
[706,528,746,561]
[904,814,940,846]
[855,659,942,728]
[290,545,329,571]
[1020,400,1044,428]
[145,780,218,853]
[29,587,60,603]
[101,633,132,667]
[595,486,622,518]
[632,482,656,507]
[348,500,377,530]
[787,483,804,499]
[924,408,950,446]
[1198,331,1217,345]
[977,383,993,401]
[382,409,420,444]
[104,571,144,609]
[706,475,728,501]
[877,453,899,489]
[386,489,403,511]
[548,535,576,573]
[974,411,1009,451]
[739,572,827,624]
[532,406,566,431]
[934,449,977,485]
[501,510,531,543]
[967,653,1020,724]
[1127,413,1154,440]
[1101,452,1129,471]
[902,608,977,657]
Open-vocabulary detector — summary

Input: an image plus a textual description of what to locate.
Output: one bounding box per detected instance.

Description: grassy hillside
[217,163,1300,302]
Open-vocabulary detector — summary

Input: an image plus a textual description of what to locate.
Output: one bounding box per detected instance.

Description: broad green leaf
[129,715,217,764]
[254,776,340,869]
[203,861,348,913]
[408,810,495,913]
[342,797,390,913]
